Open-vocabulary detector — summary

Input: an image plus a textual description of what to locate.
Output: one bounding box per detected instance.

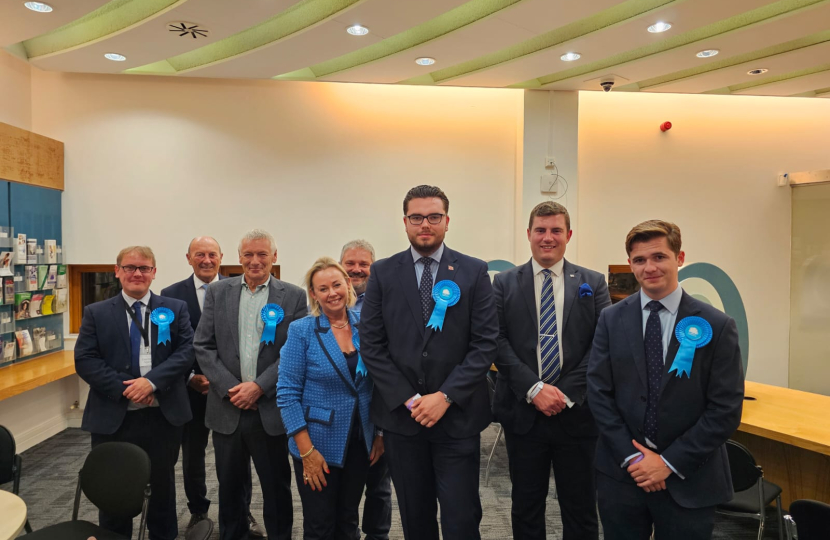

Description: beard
[348,272,368,295]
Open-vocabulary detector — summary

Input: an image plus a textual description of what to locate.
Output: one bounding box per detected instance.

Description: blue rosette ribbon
[352,334,368,379]
[260,304,284,345]
[670,316,713,378]
[150,307,175,345]
[426,280,461,331]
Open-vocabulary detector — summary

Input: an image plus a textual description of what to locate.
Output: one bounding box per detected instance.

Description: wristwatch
[442,392,453,404]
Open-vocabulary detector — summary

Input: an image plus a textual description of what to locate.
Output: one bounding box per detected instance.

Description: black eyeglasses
[119,265,155,275]
[406,213,445,225]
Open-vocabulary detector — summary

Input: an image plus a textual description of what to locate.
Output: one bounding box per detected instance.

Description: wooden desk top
[0,490,27,540]
[0,350,75,402]
[739,380,830,456]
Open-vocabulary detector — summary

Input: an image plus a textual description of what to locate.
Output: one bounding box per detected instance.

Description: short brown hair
[528,201,570,231]
[403,185,449,215]
[117,246,156,266]
[304,257,356,317]
[625,220,682,256]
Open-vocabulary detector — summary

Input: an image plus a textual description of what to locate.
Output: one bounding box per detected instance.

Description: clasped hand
[123,377,154,405]
[229,382,263,410]
[531,384,567,416]
[409,392,450,428]
[627,440,671,492]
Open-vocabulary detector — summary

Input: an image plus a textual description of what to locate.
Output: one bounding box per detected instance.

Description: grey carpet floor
[3,426,781,539]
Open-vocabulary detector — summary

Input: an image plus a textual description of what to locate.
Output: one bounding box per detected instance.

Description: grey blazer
[194,275,308,436]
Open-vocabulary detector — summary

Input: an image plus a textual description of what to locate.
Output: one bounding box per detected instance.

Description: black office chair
[25,441,151,540]
[788,499,830,540]
[716,439,784,540]
[0,424,33,534]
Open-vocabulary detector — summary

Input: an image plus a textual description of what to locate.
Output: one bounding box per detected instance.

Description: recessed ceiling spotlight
[696,49,719,58]
[560,52,581,62]
[415,57,436,66]
[24,2,53,12]
[104,53,127,62]
[346,25,369,36]
[647,22,672,33]
[747,68,768,75]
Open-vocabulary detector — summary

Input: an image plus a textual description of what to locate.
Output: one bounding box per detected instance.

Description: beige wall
[30,71,522,287]
[577,91,830,386]
[0,50,33,130]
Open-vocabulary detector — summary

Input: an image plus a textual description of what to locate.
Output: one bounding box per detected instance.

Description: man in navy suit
[493,202,611,540]
[360,185,499,540]
[160,236,264,538]
[75,246,194,540]
[587,220,744,540]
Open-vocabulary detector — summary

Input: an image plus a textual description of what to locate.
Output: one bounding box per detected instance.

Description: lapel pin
[569,274,575,278]
[448,265,454,271]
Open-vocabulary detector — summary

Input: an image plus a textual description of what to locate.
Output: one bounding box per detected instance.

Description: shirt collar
[242,275,270,291]
[193,273,219,289]
[531,256,565,278]
[410,243,444,265]
[122,289,152,307]
[640,284,682,315]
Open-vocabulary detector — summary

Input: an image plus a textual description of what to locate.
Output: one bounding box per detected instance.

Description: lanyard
[124,298,151,348]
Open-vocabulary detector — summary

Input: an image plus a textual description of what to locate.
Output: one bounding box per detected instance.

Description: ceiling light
[346,25,369,36]
[647,22,672,33]
[415,57,436,66]
[104,53,127,62]
[24,2,53,12]
[696,49,719,58]
[747,68,768,75]
[560,52,581,62]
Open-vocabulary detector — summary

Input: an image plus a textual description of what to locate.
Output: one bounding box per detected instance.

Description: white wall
[30,71,523,287]
[0,50,32,130]
[577,91,830,386]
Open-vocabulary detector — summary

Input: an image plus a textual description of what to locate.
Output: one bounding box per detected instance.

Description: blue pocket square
[579,283,593,297]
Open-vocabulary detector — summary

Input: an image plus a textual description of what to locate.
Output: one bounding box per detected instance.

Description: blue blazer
[75,292,195,434]
[277,309,373,468]
[587,290,744,508]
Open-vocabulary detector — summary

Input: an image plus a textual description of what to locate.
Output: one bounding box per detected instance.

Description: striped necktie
[539,269,561,384]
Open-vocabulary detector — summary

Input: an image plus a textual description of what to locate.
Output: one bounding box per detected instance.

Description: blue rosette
[670,316,713,378]
[426,280,461,331]
[260,304,284,345]
[150,307,175,345]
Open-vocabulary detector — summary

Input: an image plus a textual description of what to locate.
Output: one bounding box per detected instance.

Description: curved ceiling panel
[0,0,111,47]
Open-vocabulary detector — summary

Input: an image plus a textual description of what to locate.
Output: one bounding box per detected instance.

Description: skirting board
[15,414,69,453]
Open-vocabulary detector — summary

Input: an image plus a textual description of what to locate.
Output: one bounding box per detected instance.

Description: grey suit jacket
[194,275,308,436]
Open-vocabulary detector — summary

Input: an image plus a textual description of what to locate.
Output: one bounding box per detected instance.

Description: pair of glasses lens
[121,265,154,274]
[407,213,445,225]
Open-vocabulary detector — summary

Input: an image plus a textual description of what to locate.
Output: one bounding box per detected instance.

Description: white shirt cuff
[148,380,157,392]
[187,371,195,383]
[525,381,544,403]
[622,452,643,468]
[661,456,684,479]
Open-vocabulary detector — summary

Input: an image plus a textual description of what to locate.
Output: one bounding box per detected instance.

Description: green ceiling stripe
[281,0,522,80]
[636,29,830,89]
[403,0,679,86]
[509,0,827,89]
[22,0,183,59]
[127,0,364,74]
[703,63,830,93]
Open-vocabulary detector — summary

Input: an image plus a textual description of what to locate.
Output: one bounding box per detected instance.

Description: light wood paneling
[0,350,75,402]
[0,122,64,191]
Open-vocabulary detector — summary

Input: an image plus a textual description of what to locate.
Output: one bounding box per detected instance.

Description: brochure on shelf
[37,265,48,289]
[26,239,37,264]
[0,252,12,276]
[41,294,54,315]
[30,293,44,317]
[14,292,31,320]
[47,265,57,288]
[55,288,68,313]
[32,327,47,353]
[15,329,33,356]
[3,278,14,304]
[16,234,26,261]
[3,339,14,361]
[56,265,67,289]
[26,265,38,291]
[45,240,57,264]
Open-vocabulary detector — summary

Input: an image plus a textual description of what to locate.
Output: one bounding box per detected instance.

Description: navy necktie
[643,300,664,443]
[539,269,561,384]
[130,301,143,378]
[418,257,434,324]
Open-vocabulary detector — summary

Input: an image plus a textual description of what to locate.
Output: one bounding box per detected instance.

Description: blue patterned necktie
[643,300,664,443]
[130,301,143,378]
[418,257,434,325]
[539,269,561,384]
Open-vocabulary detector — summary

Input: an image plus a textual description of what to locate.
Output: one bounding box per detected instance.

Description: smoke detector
[169,22,209,39]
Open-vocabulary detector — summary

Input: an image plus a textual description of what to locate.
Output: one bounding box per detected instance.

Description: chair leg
[485,424,503,487]
[757,482,766,540]
[775,495,784,540]
[24,520,32,533]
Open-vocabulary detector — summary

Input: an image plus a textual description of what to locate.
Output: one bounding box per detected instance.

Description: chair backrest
[789,499,830,540]
[0,424,17,485]
[80,442,151,519]
[725,439,763,492]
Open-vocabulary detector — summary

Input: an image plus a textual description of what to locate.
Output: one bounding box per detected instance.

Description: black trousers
[361,454,392,540]
[597,472,716,540]
[503,412,599,540]
[90,408,182,540]
[294,430,371,540]
[181,388,253,515]
[213,410,293,540]
[384,423,482,540]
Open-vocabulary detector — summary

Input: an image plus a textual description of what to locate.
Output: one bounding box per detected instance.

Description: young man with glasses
[75,246,195,540]
[360,185,499,540]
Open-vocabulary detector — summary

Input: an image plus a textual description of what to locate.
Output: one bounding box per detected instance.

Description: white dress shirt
[411,243,444,286]
[122,290,157,409]
[193,273,220,311]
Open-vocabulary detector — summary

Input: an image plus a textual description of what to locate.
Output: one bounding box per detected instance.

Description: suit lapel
[396,251,425,338]
[148,293,159,364]
[561,260,579,331]
[660,291,701,395]
[112,296,131,357]
[229,277,242,356]
[314,314,357,394]
[184,276,201,327]
[423,247,459,346]
[623,294,648,389]
[259,278,285,356]
[518,261,537,328]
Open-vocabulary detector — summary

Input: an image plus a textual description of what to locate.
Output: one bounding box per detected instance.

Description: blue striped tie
[539,269,561,384]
